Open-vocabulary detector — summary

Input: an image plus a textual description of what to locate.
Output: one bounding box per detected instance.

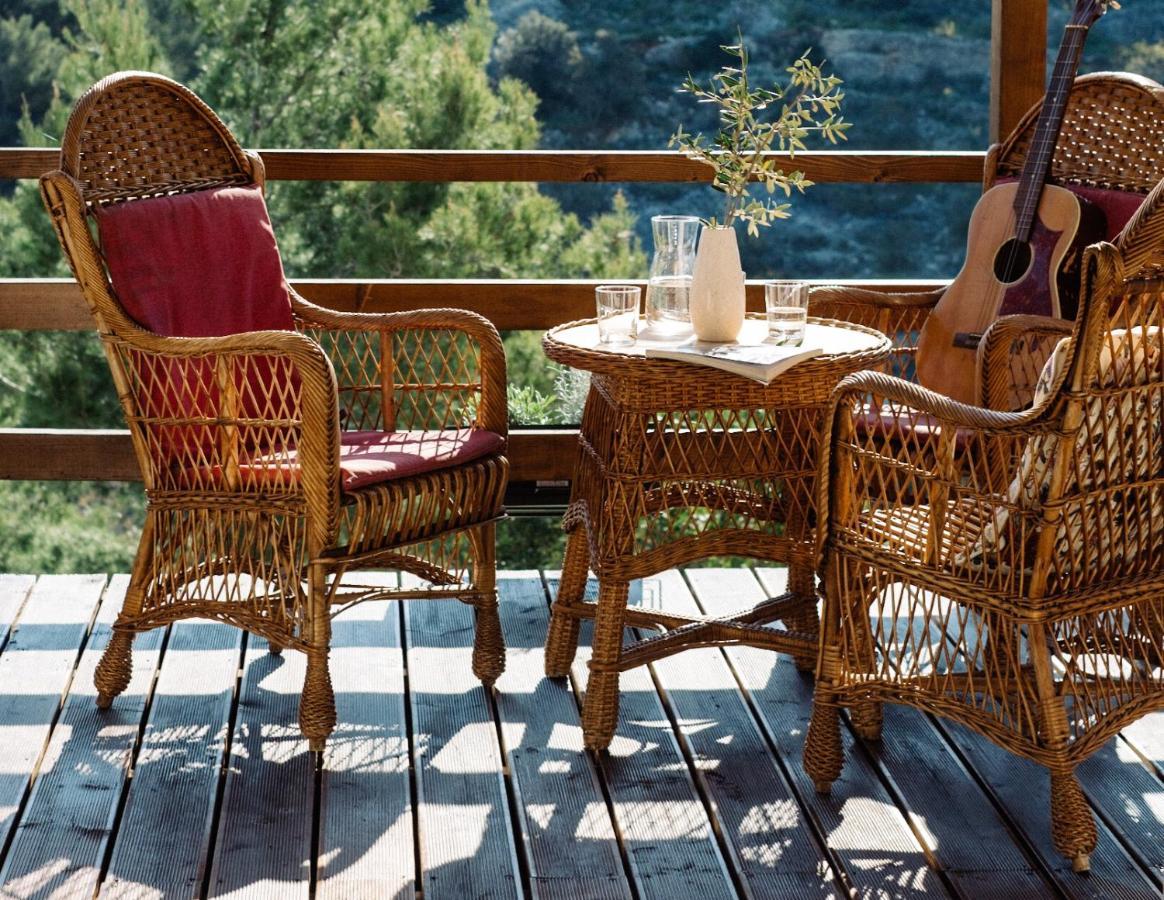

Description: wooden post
[990,0,1049,143]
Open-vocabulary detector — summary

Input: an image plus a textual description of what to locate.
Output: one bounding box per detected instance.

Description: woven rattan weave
[804,72,1164,873]
[39,72,509,751]
[543,316,891,750]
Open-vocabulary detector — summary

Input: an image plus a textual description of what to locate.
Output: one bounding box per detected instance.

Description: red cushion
[233,428,506,492]
[94,184,293,335]
[94,185,296,464]
[995,178,1144,242]
[1066,185,1145,241]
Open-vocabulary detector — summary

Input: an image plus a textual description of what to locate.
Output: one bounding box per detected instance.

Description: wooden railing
[0,147,970,490]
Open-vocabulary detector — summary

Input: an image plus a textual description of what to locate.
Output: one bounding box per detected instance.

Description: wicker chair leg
[804,696,845,794]
[786,562,820,672]
[850,698,883,741]
[545,528,589,678]
[94,629,135,709]
[1050,770,1098,873]
[299,565,335,753]
[581,580,629,752]
[472,598,506,688]
[469,522,505,687]
[300,649,336,753]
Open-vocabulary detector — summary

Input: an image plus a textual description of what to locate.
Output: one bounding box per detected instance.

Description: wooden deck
[0,569,1160,900]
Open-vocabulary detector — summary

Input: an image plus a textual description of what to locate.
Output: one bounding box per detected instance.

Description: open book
[644,336,822,383]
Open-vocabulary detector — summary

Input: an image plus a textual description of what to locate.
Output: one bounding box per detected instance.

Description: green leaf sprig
[669,32,850,237]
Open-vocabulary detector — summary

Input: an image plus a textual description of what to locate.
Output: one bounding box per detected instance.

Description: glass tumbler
[763,281,810,346]
[595,284,640,345]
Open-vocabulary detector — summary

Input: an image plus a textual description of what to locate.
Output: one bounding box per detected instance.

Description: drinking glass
[595,285,640,345]
[764,281,809,346]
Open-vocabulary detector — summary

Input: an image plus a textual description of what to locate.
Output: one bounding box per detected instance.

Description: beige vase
[689,225,745,342]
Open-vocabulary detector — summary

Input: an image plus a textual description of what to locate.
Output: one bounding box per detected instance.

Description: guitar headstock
[1073,0,1118,28]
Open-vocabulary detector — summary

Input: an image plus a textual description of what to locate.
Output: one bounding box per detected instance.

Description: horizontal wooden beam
[0,278,948,332]
[0,428,579,484]
[2,148,985,184]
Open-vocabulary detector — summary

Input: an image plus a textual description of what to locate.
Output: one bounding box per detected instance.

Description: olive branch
[670,33,850,236]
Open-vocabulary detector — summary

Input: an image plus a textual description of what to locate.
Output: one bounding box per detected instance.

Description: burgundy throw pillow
[94,184,294,335]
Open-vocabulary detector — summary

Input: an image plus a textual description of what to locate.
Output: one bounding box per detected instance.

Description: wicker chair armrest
[290,293,507,436]
[818,369,1049,592]
[976,315,1073,411]
[830,369,1027,434]
[109,328,342,545]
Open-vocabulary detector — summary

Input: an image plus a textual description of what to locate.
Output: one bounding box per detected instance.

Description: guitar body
[915,181,1084,403]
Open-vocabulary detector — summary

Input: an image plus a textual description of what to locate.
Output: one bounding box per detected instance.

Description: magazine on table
[642,322,822,383]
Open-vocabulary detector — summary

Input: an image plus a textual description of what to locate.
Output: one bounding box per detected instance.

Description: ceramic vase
[689,225,745,342]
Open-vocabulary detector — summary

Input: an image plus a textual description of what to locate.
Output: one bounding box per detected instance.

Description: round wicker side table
[542,315,893,750]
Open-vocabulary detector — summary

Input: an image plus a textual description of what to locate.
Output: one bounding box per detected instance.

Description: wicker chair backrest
[994,72,1164,195]
[60,71,254,206]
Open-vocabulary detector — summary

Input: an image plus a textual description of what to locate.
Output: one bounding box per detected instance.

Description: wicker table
[542,315,892,750]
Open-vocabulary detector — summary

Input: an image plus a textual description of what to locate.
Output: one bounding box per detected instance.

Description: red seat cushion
[234,428,506,492]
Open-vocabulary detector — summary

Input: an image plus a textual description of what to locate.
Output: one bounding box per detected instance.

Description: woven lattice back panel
[996,74,1164,193]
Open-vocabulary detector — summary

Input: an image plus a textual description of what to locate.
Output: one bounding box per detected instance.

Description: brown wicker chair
[804,101,1164,872]
[39,71,509,751]
[809,72,1164,409]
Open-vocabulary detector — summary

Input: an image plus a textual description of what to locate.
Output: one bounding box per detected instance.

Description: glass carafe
[645,215,699,333]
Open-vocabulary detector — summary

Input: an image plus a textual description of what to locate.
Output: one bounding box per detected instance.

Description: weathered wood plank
[756,569,1058,899]
[939,718,1160,899]
[2,148,986,184]
[0,428,580,485]
[687,567,953,899]
[0,574,106,866]
[317,577,414,900]
[0,576,35,652]
[1074,727,1164,891]
[544,572,739,900]
[404,588,521,900]
[207,636,315,899]
[102,619,243,898]
[0,277,948,333]
[493,571,629,900]
[645,569,839,898]
[0,576,164,900]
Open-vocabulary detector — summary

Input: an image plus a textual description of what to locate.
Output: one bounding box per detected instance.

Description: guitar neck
[1013,22,1092,240]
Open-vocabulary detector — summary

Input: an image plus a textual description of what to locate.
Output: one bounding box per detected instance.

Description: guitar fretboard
[1013,22,1092,240]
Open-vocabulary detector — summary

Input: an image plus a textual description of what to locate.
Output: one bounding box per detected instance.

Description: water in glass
[764,281,809,346]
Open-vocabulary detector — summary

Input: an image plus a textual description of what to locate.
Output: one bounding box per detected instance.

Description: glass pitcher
[645,215,699,332]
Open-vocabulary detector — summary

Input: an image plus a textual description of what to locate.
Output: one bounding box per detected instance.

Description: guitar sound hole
[993,238,1033,284]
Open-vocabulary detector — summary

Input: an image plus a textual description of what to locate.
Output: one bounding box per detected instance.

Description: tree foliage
[0,0,644,573]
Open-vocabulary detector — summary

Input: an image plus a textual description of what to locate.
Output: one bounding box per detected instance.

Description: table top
[543,315,892,399]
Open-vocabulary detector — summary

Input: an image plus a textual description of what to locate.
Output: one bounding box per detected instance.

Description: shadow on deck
[0,570,1160,899]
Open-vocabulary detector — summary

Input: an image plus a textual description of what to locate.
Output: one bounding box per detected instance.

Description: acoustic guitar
[915,0,1115,403]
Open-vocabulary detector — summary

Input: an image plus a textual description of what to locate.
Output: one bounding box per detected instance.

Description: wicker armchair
[39,72,509,751]
[810,72,1164,408]
[804,146,1164,872]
